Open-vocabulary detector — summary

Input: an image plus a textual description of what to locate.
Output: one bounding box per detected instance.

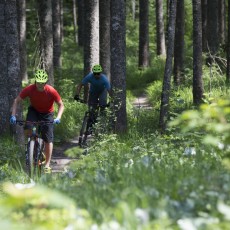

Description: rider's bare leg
[44,142,53,167]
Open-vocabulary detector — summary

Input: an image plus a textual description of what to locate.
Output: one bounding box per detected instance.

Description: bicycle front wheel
[27,139,42,177]
[37,138,45,176]
[27,140,35,177]
[79,115,89,147]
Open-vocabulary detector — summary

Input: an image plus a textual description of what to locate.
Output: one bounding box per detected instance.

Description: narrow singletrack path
[51,137,78,173]
[132,94,152,109]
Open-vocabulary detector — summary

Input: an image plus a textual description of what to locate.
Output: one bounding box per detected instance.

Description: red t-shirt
[20,84,61,113]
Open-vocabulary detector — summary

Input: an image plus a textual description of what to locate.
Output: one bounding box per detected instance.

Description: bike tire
[37,138,45,176]
[27,139,43,177]
[27,140,35,177]
[79,115,89,147]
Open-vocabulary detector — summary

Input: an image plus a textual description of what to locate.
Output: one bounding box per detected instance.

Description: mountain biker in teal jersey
[74,64,111,108]
[10,69,64,173]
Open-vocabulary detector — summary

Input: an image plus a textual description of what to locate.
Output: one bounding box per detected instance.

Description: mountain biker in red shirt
[10,69,64,173]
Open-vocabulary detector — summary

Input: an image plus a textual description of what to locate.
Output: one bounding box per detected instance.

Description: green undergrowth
[2,64,230,230]
[3,69,230,228]
[2,102,230,229]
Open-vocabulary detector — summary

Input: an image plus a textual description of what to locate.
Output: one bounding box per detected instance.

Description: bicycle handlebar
[16,120,54,126]
[75,98,111,108]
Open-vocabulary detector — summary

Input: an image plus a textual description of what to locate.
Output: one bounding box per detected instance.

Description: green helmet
[92,64,103,73]
[35,69,48,83]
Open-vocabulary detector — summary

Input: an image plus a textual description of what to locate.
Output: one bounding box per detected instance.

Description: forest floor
[51,94,151,173]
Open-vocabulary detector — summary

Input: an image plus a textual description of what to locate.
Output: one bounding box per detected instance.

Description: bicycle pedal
[44,166,52,174]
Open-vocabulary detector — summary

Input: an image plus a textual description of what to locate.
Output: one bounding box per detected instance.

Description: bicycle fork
[25,137,43,167]
[25,138,30,168]
[36,138,44,166]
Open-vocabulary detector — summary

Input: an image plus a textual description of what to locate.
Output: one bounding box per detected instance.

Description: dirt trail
[52,95,151,173]
[132,94,152,109]
[51,137,78,173]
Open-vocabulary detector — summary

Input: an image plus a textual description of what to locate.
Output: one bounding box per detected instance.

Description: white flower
[183,147,196,156]
[135,208,149,224]
[124,159,134,168]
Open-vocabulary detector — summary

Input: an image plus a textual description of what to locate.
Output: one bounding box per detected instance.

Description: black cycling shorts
[25,106,54,143]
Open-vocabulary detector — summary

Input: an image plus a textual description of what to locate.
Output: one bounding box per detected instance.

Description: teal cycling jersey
[82,72,111,94]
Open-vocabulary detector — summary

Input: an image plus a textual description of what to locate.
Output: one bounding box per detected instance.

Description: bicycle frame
[17,121,49,177]
[78,107,94,147]
[28,125,44,177]
[78,102,109,147]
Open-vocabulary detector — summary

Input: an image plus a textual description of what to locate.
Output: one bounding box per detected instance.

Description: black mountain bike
[16,121,52,177]
[77,100,111,147]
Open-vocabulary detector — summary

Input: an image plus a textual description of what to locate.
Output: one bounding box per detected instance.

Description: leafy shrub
[170,98,230,157]
[126,57,165,93]
[202,64,227,91]
[0,138,23,168]
[54,99,87,142]
[128,108,160,136]
[0,182,92,230]
[54,132,230,229]
[170,86,194,114]
[54,79,76,99]
[145,80,162,108]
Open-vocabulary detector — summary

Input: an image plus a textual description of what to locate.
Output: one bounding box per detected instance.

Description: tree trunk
[159,0,177,133]
[0,0,23,142]
[73,0,78,44]
[193,0,204,105]
[173,0,185,86]
[206,0,219,61]
[52,0,62,76]
[83,0,99,101]
[17,0,28,82]
[132,0,136,21]
[226,0,230,84]
[218,0,226,46]
[155,0,166,56]
[77,0,84,46]
[99,0,111,80]
[201,0,207,52]
[83,0,99,74]
[111,0,127,133]
[138,0,150,68]
[60,0,64,42]
[37,0,54,85]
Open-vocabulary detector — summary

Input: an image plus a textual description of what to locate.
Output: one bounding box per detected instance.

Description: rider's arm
[107,89,112,97]
[55,99,64,120]
[75,73,92,97]
[75,82,84,96]
[11,96,23,116]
